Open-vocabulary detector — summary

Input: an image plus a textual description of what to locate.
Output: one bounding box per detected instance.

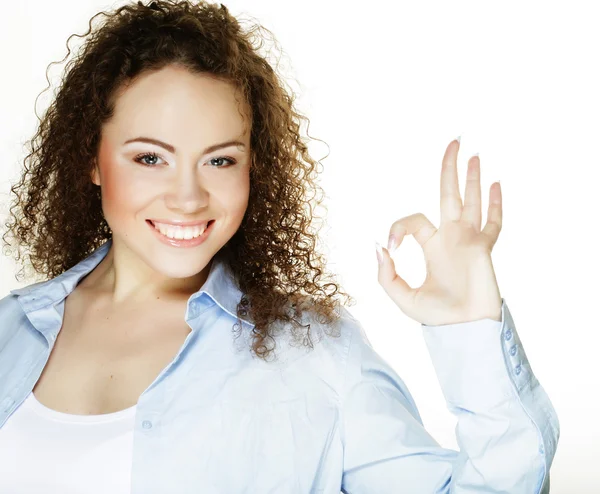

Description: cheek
[99,162,154,226]
[225,174,251,217]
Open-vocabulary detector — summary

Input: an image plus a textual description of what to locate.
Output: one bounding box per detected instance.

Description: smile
[146,219,215,248]
[151,221,209,239]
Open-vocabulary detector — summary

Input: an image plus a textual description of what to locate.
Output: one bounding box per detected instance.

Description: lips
[147,219,214,239]
[146,218,215,247]
[147,219,213,227]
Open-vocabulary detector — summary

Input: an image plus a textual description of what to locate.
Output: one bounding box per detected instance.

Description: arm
[340,299,560,493]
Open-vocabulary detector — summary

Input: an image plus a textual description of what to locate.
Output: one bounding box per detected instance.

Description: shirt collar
[9,239,254,328]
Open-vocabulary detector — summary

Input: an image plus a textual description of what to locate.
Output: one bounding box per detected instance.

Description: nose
[164,167,208,214]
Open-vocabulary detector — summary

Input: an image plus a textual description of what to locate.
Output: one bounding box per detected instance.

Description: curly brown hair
[2,0,355,361]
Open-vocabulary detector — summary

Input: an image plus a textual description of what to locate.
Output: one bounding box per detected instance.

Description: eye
[208,156,237,168]
[133,153,237,168]
[133,152,165,167]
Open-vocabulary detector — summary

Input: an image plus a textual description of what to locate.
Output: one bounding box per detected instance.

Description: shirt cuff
[421,298,530,412]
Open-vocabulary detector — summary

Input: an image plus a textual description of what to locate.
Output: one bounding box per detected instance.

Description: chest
[32,296,191,415]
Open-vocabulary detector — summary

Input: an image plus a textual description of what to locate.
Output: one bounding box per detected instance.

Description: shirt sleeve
[340,298,560,494]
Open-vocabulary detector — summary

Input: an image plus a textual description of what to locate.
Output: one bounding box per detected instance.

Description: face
[92,65,251,283]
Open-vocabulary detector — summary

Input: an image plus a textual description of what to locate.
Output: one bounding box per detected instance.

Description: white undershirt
[0,391,137,493]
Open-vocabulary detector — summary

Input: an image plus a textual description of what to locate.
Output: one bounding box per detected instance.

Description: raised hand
[375,138,503,326]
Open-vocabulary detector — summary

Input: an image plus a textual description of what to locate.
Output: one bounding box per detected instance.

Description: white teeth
[152,222,207,240]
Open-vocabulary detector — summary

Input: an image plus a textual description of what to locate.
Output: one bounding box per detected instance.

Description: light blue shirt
[0,239,559,493]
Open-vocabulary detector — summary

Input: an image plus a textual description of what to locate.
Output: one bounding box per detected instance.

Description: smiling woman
[0,0,558,493]
[2,0,349,350]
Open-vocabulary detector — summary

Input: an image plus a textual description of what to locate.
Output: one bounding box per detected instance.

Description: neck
[80,240,211,305]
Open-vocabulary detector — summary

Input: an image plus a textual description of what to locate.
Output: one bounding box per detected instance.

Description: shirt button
[515,364,522,375]
[539,445,544,455]
[504,329,513,341]
[142,420,153,430]
[510,345,517,356]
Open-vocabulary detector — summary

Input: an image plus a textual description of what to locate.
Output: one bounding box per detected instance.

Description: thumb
[376,242,415,309]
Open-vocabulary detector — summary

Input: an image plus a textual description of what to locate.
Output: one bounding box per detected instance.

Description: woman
[0,1,559,492]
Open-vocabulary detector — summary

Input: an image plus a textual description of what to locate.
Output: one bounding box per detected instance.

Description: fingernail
[375,242,383,264]
[456,135,461,143]
[387,234,397,253]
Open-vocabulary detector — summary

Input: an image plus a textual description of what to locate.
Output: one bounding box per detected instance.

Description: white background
[0,1,597,491]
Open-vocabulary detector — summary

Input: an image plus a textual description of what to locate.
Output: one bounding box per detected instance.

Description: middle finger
[440,138,463,224]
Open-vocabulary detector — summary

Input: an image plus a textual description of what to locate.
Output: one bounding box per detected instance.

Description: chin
[111,225,222,280]
[145,256,213,280]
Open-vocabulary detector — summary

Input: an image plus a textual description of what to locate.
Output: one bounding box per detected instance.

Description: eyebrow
[123,137,246,155]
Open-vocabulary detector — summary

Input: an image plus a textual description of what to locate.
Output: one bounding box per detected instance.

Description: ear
[91,162,101,186]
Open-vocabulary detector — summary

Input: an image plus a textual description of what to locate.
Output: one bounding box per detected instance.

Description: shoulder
[271,302,371,384]
[0,291,27,349]
[249,300,363,373]
[273,300,364,359]
[311,304,369,364]
[0,290,24,317]
[0,279,49,349]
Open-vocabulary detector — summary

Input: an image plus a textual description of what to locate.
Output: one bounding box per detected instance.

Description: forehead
[106,65,251,141]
